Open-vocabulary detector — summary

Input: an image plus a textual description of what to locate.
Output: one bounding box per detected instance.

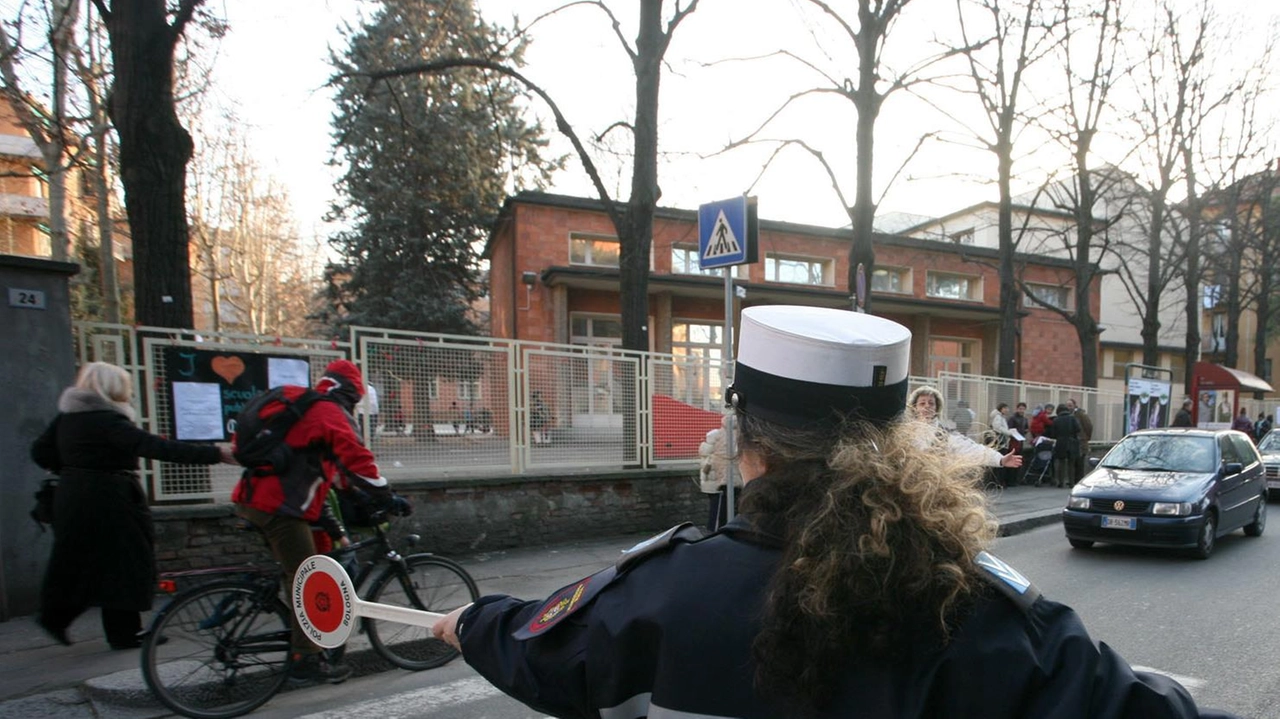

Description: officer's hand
[390,494,414,517]
[432,604,469,651]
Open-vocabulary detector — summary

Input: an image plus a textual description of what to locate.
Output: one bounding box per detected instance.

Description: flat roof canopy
[1193,361,1274,394]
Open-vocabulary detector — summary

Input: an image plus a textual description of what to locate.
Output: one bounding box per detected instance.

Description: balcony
[0,193,49,219]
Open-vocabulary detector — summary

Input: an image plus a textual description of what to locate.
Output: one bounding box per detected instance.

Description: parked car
[1062,428,1267,559]
[1256,429,1280,498]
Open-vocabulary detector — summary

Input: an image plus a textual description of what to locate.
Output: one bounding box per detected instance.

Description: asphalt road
[238,520,1280,719]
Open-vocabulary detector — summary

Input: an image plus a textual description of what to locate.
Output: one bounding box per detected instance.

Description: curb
[998,510,1063,537]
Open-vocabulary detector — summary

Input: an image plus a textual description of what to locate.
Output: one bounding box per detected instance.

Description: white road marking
[296,676,504,718]
[1131,665,1207,691]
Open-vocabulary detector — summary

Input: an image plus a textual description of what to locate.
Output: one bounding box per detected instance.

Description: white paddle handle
[352,598,446,626]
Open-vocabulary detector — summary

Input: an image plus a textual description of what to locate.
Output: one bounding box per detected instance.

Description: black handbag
[30,476,58,531]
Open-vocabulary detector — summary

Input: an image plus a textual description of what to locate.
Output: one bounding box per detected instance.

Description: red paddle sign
[292,554,456,649]
[294,555,356,648]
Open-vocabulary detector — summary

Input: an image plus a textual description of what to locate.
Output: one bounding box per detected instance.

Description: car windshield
[1258,431,1280,453]
[1100,434,1217,473]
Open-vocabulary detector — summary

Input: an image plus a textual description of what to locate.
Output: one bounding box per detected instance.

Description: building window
[458,379,482,401]
[1110,349,1136,379]
[926,271,981,301]
[765,253,833,286]
[950,227,975,245]
[570,234,620,267]
[1023,282,1073,311]
[871,266,911,294]
[670,321,725,409]
[671,244,746,277]
[571,314,623,347]
[928,337,976,376]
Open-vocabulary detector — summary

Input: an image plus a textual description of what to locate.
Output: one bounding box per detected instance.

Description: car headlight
[1151,502,1192,516]
[1067,496,1090,510]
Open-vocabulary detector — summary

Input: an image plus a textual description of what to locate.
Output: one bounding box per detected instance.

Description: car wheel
[1192,512,1217,560]
[1068,538,1094,550]
[1245,494,1267,537]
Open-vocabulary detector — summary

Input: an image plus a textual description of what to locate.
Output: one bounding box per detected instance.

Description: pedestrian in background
[1232,407,1255,440]
[356,381,379,438]
[1173,398,1194,427]
[1046,403,1082,488]
[1068,398,1093,482]
[1254,412,1270,441]
[431,305,1230,718]
[30,362,234,649]
[1029,403,1052,440]
[986,402,1016,488]
[698,424,740,531]
[1008,402,1030,484]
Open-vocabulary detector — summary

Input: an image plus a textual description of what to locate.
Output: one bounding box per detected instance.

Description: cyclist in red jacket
[232,359,411,684]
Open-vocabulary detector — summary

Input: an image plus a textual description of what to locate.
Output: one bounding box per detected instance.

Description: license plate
[1102,516,1136,530]
[1269,479,1280,489]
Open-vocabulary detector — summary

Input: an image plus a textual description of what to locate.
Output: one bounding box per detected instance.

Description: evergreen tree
[327,0,557,334]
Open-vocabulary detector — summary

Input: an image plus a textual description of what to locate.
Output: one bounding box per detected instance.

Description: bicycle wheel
[366,554,479,670]
[141,580,292,719]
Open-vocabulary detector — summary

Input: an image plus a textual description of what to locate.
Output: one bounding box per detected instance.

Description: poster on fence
[162,347,311,441]
[1125,376,1172,433]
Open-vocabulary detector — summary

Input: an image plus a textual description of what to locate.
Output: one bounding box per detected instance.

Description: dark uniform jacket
[457,501,1235,719]
[30,388,223,611]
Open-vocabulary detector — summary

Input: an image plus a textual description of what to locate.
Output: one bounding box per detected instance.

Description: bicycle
[140,512,479,719]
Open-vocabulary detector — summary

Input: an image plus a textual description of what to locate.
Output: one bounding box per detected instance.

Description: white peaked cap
[728,305,912,427]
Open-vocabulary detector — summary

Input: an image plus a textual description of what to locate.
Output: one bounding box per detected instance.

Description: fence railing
[72,322,1125,503]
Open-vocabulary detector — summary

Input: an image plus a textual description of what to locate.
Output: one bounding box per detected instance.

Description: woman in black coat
[30,362,233,649]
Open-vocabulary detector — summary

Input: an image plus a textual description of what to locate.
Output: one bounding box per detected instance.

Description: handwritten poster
[164,348,316,441]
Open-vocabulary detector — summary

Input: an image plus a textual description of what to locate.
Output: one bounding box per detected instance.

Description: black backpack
[232,387,328,476]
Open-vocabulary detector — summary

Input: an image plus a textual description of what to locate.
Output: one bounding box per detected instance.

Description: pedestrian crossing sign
[698,196,757,269]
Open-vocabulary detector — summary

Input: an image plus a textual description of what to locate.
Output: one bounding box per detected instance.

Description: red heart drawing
[210,356,246,385]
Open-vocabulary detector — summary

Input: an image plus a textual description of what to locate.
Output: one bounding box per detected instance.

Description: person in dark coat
[1045,403,1082,488]
[1173,398,1194,427]
[430,306,1233,719]
[30,361,233,649]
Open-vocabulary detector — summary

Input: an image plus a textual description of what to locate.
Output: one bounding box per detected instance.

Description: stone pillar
[654,292,673,354]
[552,285,569,345]
[0,254,79,620]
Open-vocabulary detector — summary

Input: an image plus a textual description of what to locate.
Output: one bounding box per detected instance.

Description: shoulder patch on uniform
[975,551,1041,612]
[617,522,705,573]
[511,524,705,641]
[514,565,617,640]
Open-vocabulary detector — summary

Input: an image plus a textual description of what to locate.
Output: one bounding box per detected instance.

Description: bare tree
[720,0,963,314]
[349,0,699,352]
[1030,0,1124,387]
[187,110,317,337]
[88,0,203,329]
[0,0,82,262]
[950,0,1061,378]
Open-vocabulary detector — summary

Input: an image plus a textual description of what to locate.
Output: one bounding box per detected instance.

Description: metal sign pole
[723,270,737,523]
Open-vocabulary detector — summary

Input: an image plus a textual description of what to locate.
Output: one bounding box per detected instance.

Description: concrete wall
[153,470,707,575]
[0,254,78,620]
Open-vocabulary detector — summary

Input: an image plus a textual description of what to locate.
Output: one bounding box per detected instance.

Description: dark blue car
[1062,428,1267,559]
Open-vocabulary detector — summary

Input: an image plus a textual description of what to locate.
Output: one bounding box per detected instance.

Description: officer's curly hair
[737,411,997,712]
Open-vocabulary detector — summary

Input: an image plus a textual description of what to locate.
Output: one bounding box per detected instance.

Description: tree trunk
[100,0,197,329]
[1181,147,1202,396]
[619,0,663,353]
[846,1,880,312]
[1223,185,1242,369]
[1141,189,1167,366]
[996,132,1016,378]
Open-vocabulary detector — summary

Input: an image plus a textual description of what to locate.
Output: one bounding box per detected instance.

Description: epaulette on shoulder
[512,523,705,640]
[617,522,706,572]
[974,551,1041,613]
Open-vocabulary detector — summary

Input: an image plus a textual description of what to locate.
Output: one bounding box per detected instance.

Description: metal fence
[72,322,1124,503]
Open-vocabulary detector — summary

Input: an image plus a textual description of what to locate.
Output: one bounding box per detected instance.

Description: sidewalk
[0,484,1069,717]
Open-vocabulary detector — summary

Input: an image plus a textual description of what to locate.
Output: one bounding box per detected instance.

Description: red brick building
[485,192,1098,386]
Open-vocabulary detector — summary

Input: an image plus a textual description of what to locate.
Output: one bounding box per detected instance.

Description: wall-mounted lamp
[519,271,537,311]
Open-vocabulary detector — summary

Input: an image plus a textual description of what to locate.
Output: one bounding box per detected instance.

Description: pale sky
[204,0,1279,243]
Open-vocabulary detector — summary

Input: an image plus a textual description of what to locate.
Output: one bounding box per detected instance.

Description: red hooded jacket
[231,360,389,522]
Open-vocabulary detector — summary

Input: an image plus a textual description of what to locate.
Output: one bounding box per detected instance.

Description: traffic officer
[432,305,1236,718]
